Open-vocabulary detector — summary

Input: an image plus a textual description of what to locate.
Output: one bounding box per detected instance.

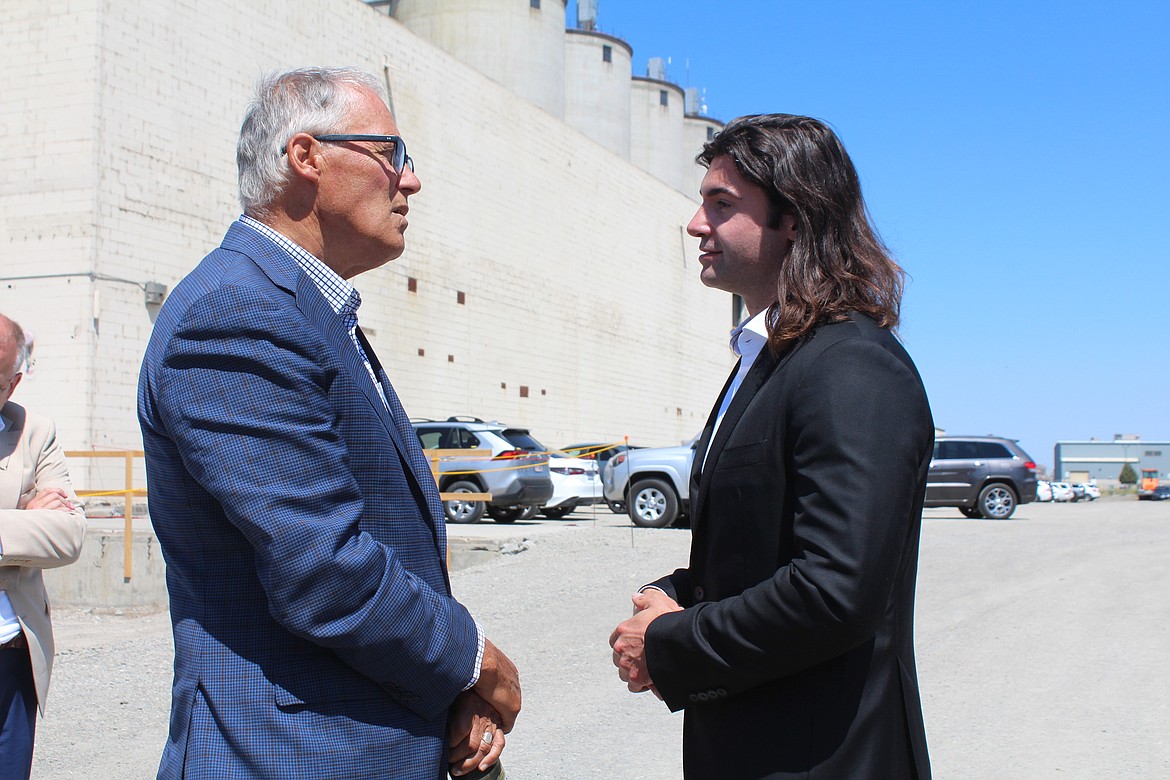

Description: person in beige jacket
[0,313,86,780]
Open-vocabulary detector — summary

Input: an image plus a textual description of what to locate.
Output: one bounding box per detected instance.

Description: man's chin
[698,268,728,292]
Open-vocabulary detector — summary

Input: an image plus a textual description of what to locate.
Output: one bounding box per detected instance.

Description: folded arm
[0,414,86,568]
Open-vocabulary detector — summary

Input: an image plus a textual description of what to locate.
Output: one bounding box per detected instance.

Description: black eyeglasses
[287,134,414,174]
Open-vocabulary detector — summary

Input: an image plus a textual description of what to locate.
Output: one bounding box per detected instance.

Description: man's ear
[781,212,799,242]
[285,132,323,184]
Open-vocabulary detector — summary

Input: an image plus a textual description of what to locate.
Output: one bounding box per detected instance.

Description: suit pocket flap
[271,676,387,708]
[714,439,769,470]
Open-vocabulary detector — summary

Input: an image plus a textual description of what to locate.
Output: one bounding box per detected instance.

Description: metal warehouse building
[1054,437,1170,484]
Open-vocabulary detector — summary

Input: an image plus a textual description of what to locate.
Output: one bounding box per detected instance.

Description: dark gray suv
[925,436,1038,519]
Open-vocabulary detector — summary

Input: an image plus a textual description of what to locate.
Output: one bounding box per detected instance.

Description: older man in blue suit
[138,67,520,780]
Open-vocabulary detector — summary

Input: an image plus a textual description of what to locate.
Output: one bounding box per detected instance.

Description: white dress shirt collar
[702,308,772,469]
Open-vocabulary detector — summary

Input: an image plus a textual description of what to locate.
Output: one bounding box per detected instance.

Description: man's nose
[398,166,422,196]
[686,210,707,238]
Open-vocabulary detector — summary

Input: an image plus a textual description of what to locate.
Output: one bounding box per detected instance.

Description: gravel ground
[32,498,1170,779]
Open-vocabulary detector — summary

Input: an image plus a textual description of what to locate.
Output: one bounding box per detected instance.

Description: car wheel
[959,506,983,519]
[442,480,485,524]
[487,505,525,523]
[627,478,679,529]
[607,500,626,514]
[541,505,574,519]
[978,483,1018,519]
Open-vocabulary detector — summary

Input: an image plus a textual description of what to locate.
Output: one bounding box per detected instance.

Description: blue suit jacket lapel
[222,221,443,532]
[355,328,447,529]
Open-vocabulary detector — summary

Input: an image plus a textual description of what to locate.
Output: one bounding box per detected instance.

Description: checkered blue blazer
[138,221,478,779]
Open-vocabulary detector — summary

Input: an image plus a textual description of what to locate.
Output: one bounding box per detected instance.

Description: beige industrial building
[0,0,732,490]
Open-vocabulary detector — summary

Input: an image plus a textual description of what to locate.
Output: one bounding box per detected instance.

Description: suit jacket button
[688,693,699,702]
[693,586,705,601]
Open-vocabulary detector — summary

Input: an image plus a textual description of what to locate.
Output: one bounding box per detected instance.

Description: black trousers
[0,645,37,780]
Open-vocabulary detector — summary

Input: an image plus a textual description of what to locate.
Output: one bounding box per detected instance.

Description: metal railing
[64,450,145,582]
[58,447,502,582]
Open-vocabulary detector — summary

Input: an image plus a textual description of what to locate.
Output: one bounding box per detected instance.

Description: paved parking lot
[34,497,1170,778]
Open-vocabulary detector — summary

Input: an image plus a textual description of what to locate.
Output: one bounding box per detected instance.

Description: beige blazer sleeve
[0,401,87,714]
[0,402,87,567]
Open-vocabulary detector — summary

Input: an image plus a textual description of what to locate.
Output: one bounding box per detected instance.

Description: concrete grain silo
[564,28,633,158]
[392,0,567,119]
[682,88,723,198]
[630,74,686,193]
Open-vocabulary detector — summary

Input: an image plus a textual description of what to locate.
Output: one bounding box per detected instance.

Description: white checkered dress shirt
[240,216,389,409]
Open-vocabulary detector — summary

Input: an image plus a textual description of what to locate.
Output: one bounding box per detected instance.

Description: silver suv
[411,418,553,524]
[602,440,696,528]
[926,436,1038,519]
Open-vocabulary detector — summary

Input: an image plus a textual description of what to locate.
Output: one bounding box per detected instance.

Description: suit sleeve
[645,337,932,709]
[645,568,693,607]
[0,415,87,569]
[147,286,479,719]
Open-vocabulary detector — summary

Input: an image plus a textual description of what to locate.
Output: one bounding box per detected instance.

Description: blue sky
[570,1,1170,472]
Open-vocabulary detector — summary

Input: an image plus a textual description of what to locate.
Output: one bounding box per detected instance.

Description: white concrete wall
[564,29,632,159]
[393,0,567,120]
[0,0,732,496]
[630,77,687,194]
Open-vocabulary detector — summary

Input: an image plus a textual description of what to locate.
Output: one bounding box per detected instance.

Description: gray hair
[0,313,28,376]
[236,67,386,216]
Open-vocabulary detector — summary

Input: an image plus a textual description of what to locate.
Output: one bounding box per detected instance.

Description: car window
[938,441,980,459]
[501,429,546,452]
[975,442,1013,459]
[415,428,443,449]
[455,428,480,448]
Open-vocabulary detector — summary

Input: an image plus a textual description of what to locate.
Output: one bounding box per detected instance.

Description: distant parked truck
[1138,468,1160,500]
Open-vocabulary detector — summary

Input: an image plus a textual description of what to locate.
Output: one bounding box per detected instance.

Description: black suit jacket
[646,313,933,779]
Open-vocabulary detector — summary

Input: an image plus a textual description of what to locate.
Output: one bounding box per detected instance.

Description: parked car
[560,442,638,472]
[1050,482,1075,502]
[411,418,553,523]
[925,436,1039,519]
[495,430,603,519]
[1147,485,1170,501]
[1036,480,1053,502]
[602,438,696,528]
[1071,482,1100,501]
[561,442,640,513]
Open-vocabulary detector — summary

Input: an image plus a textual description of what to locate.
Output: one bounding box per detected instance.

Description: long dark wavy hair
[698,114,904,350]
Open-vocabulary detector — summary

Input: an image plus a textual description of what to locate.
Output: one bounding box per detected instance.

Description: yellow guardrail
[58,442,628,580]
[65,450,144,582]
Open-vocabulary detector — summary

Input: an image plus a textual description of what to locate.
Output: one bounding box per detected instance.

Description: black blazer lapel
[691,362,739,491]
[693,339,808,523]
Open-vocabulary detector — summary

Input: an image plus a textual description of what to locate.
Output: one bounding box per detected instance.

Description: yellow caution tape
[429,441,626,475]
